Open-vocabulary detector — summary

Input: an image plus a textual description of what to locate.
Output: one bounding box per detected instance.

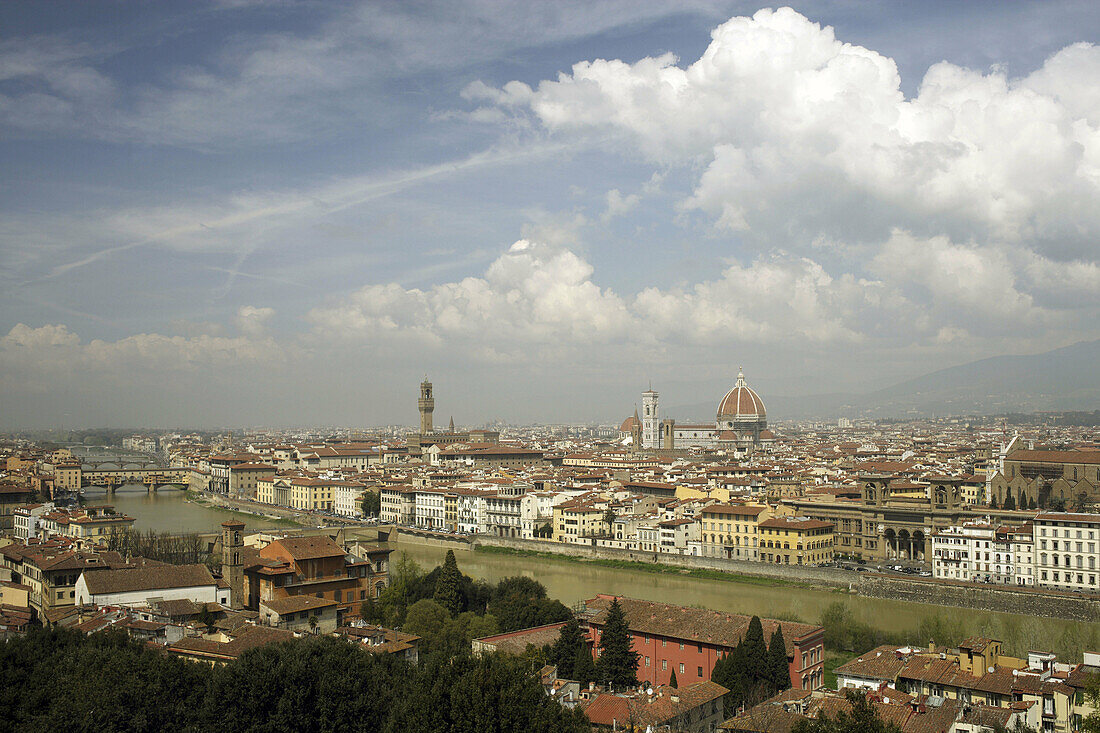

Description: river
[81,486,289,534]
[389,540,1100,660]
[65,449,1100,659]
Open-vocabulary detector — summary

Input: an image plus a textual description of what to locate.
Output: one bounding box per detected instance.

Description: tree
[308,615,318,633]
[668,668,678,688]
[360,490,380,518]
[767,625,791,694]
[548,617,586,678]
[988,494,998,509]
[595,598,639,690]
[602,508,616,537]
[791,688,902,733]
[742,616,768,682]
[573,642,596,688]
[1082,672,1100,733]
[433,550,463,616]
[1003,493,1016,510]
[403,599,450,651]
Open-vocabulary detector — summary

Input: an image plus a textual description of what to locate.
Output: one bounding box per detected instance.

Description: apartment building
[1033,512,1100,593]
[699,503,772,560]
[757,516,835,566]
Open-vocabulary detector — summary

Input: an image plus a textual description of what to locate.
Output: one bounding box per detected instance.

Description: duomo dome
[716,369,767,432]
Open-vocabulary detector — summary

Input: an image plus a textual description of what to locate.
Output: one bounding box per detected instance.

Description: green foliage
[488,576,572,633]
[377,551,425,626]
[742,616,768,680]
[595,598,640,690]
[572,642,597,688]
[433,550,464,616]
[767,625,792,693]
[791,688,902,733]
[0,628,588,733]
[387,651,589,733]
[1083,673,1100,733]
[403,598,451,650]
[548,617,586,679]
[1003,493,1017,510]
[0,626,207,733]
[668,667,677,688]
[360,490,381,517]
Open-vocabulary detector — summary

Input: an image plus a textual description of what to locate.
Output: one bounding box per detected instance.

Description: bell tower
[221,519,244,610]
[418,378,435,435]
[642,385,659,449]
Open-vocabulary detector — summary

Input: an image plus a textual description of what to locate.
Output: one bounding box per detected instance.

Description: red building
[579,595,825,691]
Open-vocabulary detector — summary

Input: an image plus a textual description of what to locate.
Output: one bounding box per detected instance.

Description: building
[405,378,500,458]
[622,370,776,454]
[757,516,835,566]
[583,681,728,733]
[75,564,225,608]
[0,541,122,619]
[228,462,276,499]
[1032,512,1100,593]
[244,535,385,623]
[699,504,772,560]
[259,595,338,634]
[931,522,1035,585]
[0,484,41,532]
[642,387,660,449]
[579,595,826,691]
[167,625,295,666]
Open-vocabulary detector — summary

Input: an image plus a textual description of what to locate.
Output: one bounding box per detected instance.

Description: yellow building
[699,503,772,560]
[288,478,337,512]
[757,516,834,565]
[553,498,609,544]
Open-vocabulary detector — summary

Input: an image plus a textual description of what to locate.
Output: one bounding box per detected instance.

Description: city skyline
[2,1,1100,428]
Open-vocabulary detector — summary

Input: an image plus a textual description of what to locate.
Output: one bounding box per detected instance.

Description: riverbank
[391,540,1100,661]
[474,544,827,591]
[186,492,304,527]
[473,534,855,588]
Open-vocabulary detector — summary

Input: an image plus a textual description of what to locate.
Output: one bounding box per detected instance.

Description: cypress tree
[549,617,586,678]
[595,598,639,690]
[668,668,678,688]
[988,494,998,509]
[1003,493,1016,510]
[573,642,596,687]
[432,550,463,616]
[725,641,749,707]
[767,625,791,693]
[742,616,768,680]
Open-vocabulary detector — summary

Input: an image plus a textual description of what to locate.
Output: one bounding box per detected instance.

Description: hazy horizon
[3,1,1099,429]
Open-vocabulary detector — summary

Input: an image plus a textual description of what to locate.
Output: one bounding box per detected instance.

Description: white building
[483,493,522,537]
[520,492,555,539]
[334,484,366,518]
[1033,512,1100,593]
[413,489,446,530]
[75,564,224,608]
[12,503,54,541]
[932,521,1035,586]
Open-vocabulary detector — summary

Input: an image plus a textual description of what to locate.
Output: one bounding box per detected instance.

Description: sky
[1,0,1099,429]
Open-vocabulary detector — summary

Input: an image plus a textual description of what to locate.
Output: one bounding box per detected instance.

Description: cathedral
[619,370,775,454]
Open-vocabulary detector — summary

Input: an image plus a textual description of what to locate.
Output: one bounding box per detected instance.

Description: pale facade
[1033,512,1100,593]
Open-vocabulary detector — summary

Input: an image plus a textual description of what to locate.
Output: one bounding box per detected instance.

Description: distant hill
[665,339,1100,421]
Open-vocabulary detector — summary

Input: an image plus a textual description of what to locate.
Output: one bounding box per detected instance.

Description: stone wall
[471,535,856,587]
[858,574,1100,623]
[394,527,473,549]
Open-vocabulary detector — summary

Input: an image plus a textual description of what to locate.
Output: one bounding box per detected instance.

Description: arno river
[89,485,1099,659]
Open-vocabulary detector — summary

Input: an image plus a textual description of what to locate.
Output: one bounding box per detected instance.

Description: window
[679,663,685,674]
[646,656,650,667]
[662,660,667,670]
[698,666,704,677]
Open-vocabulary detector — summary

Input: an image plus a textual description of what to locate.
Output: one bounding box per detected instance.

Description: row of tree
[711,616,792,708]
[103,528,213,567]
[547,597,639,690]
[0,626,589,733]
